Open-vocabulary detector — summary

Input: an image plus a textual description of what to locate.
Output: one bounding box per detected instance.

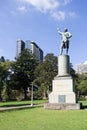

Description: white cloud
[16,0,76,21]
[50,11,66,21]
[17,6,28,12]
[50,10,76,21]
[18,0,59,12]
[63,0,72,5]
[68,12,76,18]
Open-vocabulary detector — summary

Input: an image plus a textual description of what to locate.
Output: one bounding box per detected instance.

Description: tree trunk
[24,89,27,100]
[42,90,46,99]
[0,90,2,101]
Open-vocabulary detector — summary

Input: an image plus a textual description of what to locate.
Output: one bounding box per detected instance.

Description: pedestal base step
[44,103,81,110]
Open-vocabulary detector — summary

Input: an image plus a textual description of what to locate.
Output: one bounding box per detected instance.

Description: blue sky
[0,0,87,69]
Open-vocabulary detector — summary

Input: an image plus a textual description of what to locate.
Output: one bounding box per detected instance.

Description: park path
[0,104,43,111]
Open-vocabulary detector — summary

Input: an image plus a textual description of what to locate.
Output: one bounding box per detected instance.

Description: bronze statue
[57,28,72,55]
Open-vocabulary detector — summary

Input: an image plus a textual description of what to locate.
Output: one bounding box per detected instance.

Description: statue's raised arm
[57,28,72,55]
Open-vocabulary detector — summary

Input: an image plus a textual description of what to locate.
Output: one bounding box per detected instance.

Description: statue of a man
[57,28,72,55]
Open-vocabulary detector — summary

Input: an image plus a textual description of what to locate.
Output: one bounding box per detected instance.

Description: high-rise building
[76,61,87,74]
[25,40,43,61]
[16,39,43,62]
[25,40,31,50]
[30,41,43,61]
[16,39,25,58]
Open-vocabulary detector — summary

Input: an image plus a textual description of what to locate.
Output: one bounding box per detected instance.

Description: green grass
[79,100,87,105]
[0,100,47,107]
[0,100,87,130]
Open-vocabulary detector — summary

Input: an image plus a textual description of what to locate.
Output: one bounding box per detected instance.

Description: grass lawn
[0,100,47,107]
[0,100,87,130]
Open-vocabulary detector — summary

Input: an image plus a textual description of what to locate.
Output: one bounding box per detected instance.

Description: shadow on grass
[81,104,87,109]
[0,103,35,107]
[0,105,43,112]
[78,102,87,109]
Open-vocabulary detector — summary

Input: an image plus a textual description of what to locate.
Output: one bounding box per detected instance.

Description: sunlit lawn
[0,100,87,130]
[0,100,47,107]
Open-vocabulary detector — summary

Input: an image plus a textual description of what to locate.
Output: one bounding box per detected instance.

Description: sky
[0,0,87,69]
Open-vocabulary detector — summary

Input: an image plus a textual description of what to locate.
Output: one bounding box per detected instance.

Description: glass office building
[16,39,25,58]
[16,39,43,62]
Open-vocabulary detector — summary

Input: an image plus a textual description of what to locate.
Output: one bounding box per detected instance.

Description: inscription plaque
[58,95,66,103]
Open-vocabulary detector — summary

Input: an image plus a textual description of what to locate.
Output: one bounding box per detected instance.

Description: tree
[75,73,87,98]
[0,56,5,62]
[34,53,58,99]
[0,60,11,101]
[0,65,5,101]
[78,80,87,95]
[9,49,38,100]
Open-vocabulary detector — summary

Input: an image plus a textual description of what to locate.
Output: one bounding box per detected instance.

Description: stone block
[44,103,81,110]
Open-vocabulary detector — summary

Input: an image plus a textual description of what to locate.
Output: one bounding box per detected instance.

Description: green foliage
[12,89,24,101]
[75,73,87,97]
[70,63,76,78]
[9,49,38,99]
[2,86,24,101]
[0,56,5,62]
[78,80,87,95]
[1,85,9,101]
[0,61,12,100]
[15,49,37,82]
[34,53,58,98]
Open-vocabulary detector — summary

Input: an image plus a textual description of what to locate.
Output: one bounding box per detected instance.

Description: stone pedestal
[44,55,80,110]
[58,55,70,76]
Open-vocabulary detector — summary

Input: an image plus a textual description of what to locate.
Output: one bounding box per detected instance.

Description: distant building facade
[16,39,25,58]
[76,61,87,74]
[30,41,43,61]
[16,39,43,62]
